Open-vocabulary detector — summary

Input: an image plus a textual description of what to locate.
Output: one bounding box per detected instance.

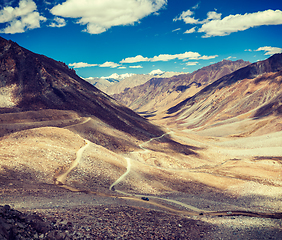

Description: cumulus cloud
[198,9,282,37]
[50,0,167,34]
[70,51,218,70]
[151,52,199,61]
[150,69,164,75]
[49,17,66,28]
[184,27,196,34]
[174,8,282,37]
[255,46,282,55]
[120,55,150,63]
[206,11,222,21]
[173,9,198,24]
[69,62,98,68]
[0,0,46,34]
[150,54,179,62]
[120,51,218,64]
[99,61,120,68]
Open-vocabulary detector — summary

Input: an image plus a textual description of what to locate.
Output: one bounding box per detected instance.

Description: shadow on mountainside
[143,135,202,156]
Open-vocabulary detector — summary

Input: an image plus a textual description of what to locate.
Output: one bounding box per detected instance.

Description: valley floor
[0,113,282,239]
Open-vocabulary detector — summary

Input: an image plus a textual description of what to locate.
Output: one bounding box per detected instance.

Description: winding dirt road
[109,157,131,191]
[55,139,90,186]
[108,133,282,219]
[51,130,281,220]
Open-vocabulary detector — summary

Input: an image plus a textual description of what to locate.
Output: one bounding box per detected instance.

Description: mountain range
[0,36,282,239]
[111,59,250,117]
[85,71,183,94]
[164,53,282,134]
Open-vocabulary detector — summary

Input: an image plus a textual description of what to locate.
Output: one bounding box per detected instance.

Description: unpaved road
[55,139,91,185]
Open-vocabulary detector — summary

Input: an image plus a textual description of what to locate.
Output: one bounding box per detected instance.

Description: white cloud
[197,55,218,60]
[255,46,282,55]
[192,3,200,10]
[173,9,198,24]
[225,56,236,60]
[49,17,66,28]
[152,51,202,61]
[206,11,222,21]
[121,51,218,64]
[129,65,143,68]
[69,62,98,68]
[149,69,164,75]
[184,27,196,34]
[199,9,282,37]
[101,73,134,79]
[70,51,218,71]
[0,0,46,34]
[173,9,222,26]
[174,8,282,38]
[185,62,198,66]
[99,61,120,68]
[105,73,120,79]
[120,55,149,63]
[50,0,167,34]
[172,28,181,32]
[150,54,178,62]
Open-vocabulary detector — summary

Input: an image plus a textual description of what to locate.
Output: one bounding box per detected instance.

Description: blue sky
[0,0,282,78]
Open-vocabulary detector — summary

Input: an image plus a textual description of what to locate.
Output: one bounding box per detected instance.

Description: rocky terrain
[0,36,282,239]
[111,59,250,117]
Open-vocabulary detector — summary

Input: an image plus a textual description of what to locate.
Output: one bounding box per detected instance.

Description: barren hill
[112,59,250,117]
[0,36,164,141]
[164,53,282,134]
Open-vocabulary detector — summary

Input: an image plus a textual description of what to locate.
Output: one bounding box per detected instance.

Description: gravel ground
[1,203,281,240]
[0,179,281,239]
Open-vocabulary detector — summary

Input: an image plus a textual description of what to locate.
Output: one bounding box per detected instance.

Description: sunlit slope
[161,54,282,136]
[112,60,250,117]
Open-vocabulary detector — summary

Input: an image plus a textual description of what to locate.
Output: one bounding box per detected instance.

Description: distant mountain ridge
[164,53,282,134]
[85,71,183,94]
[169,53,282,115]
[112,59,251,117]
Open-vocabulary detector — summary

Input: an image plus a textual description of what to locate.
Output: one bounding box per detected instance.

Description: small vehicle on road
[141,197,149,201]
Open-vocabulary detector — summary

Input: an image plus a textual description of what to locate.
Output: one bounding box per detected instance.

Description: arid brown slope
[165,54,282,134]
[0,37,163,140]
[112,59,250,117]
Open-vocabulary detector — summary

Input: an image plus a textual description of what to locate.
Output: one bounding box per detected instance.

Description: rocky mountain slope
[164,53,282,135]
[0,36,164,141]
[112,59,250,117]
